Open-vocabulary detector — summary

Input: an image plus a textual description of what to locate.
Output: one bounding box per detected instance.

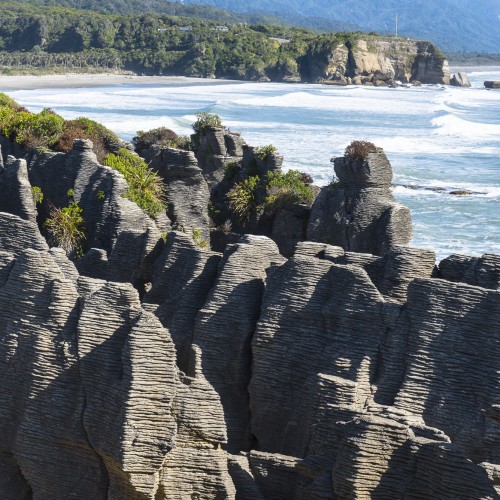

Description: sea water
[4,69,500,261]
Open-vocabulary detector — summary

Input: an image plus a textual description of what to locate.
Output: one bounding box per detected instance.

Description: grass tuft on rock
[45,201,86,257]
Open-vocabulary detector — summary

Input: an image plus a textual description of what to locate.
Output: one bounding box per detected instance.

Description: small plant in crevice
[161,232,168,243]
[344,140,377,160]
[67,188,75,199]
[192,228,208,249]
[45,201,86,257]
[255,144,277,160]
[31,186,44,205]
[96,190,106,201]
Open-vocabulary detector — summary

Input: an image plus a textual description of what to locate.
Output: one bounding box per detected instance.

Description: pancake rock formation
[0,129,499,499]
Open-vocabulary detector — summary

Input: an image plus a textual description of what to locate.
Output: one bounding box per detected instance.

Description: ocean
[3,69,500,261]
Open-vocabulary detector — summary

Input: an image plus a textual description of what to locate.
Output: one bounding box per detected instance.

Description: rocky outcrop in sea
[0,126,498,498]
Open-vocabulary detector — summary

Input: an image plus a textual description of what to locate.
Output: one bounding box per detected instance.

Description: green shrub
[263,170,314,212]
[96,190,106,201]
[255,144,277,160]
[54,117,121,162]
[0,93,19,109]
[31,186,44,204]
[67,188,74,198]
[0,107,65,149]
[45,201,85,256]
[133,127,178,151]
[161,232,168,243]
[172,135,192,150]
[192,112,222,133]
[192,228,208,249]
[223,161,241,181]
[104,148,166,218]
[344,140,377,160]
[227,175,261,220]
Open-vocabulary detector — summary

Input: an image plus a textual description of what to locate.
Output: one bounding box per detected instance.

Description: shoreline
[1,66,500,91]
[0,73,244,91]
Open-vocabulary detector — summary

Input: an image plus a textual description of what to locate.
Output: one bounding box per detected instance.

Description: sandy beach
[0,73,241,90]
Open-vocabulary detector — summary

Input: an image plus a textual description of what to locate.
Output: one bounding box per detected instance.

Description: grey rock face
[451,71,472,87]
[22,139,162,282]
[439,253,500,290]
[148,147,210,241]
[0,127,499,498]
[0,157,37,223]
[191,235,285,451]
[0,248,236,499]
[307,150,412,255]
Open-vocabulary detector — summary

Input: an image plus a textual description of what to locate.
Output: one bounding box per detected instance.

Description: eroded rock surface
[0,133,498,499]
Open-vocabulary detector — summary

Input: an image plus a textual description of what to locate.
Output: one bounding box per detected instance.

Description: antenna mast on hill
[395,13,398,37]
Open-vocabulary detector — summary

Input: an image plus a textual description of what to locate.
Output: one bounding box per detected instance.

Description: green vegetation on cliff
[0,92,166,218]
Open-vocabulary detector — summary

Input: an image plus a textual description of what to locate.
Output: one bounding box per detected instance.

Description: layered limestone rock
[0,245,237,499]
[0,127,499,498]
[146,146,211,241]
[307,148,412,255]
[309,37,450,85]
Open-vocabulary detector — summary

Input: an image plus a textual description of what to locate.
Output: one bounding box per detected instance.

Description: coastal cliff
[307,37,450,85]
[0,116,498,498]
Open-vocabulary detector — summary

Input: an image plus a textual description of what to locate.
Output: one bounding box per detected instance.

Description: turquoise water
[4,70,500,260]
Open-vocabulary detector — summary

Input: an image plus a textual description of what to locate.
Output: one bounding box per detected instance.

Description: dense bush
[104,148,166,218]
[344,140,377,160]
[255,144,277,160]
[54,117,121,162]
[227,175,260,220]
[45,201,85,256]
[0,106,65,148]
[192,112,222,133]
[263,170,314,212]
[133,127,178,151]
[227,168,314,219]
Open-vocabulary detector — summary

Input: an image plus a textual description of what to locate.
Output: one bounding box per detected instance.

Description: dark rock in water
[484,80,500,89]
[450,72,471,87]
[450,189,472,195]
[307,149,412,255]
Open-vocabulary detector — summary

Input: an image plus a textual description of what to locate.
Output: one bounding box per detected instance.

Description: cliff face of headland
[0,123,498,499]
[307,38,450,85]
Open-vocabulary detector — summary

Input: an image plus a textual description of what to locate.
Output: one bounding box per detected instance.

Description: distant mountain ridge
[176,0,500,52]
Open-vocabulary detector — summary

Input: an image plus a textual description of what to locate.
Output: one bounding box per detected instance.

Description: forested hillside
[0,2,316,78]
[176,0,500,52]
[8,0,361,33]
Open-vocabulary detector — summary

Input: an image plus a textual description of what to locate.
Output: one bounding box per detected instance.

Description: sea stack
[307,145,412,255]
